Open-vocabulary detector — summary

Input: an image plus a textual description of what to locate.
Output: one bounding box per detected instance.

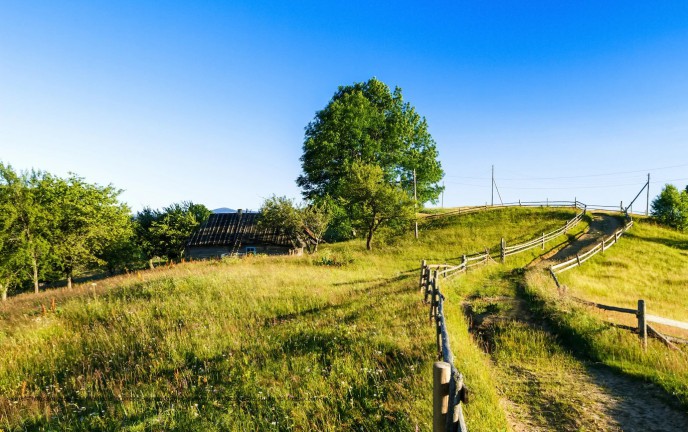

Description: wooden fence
[570,297,688,350]
[420,262,469,432]
[419,200,588,431]
[550,219,634,274]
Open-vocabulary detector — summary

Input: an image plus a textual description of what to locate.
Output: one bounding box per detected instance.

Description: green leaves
[651,184,688,231]
[297,78,443,248]
[297,77,443,204]
[134,201,211,263]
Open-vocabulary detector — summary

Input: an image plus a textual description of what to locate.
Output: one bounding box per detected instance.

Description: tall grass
[0,207,577,431]
[557,218,688,322]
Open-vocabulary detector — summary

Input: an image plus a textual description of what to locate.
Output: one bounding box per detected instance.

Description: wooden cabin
[185,210,302,259]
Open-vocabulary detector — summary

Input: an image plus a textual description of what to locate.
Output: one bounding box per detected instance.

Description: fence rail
[420,262,468,432]
[550,219,633,274]
[569,297,688,350]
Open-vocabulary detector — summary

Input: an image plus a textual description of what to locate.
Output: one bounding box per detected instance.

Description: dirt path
[465,214,688,431]
[545,212,622,263]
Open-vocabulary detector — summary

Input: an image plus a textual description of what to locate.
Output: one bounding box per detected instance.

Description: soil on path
[544,212,622,263]
[467,213,688,431]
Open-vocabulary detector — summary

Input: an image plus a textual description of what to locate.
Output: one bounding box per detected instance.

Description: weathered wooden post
[576,253,581,267]
[638,299,647,351]
[433,361,451,432]
[542,233,545,249]
[500,238,505,263]
[420,260,427,292]
[601,238,606,253]
[620,201,623,213]
[574,197,577,209]
[462,254,467,272]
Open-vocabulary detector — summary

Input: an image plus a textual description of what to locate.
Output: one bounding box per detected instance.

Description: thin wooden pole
[414,169,419,239]
[500,238,505,263]
[420,260,426,292]
[646,173,650,216]
[542,233,545,250]
[491,165,494,207]
[638,299,647,351]
[433,361,451,432]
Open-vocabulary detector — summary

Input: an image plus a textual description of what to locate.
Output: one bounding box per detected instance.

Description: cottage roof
[186,212,291,248]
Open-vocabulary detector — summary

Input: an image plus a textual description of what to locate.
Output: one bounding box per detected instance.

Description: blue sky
[1,1,687,212]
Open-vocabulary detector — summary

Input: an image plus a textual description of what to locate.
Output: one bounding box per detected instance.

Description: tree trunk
[366,228,374,250]
[67,274,73,290]
[149,258,154,269]
[1,285,7,301]
[32,255,39,294]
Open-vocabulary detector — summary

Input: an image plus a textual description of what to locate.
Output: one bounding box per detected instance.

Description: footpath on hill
[464,212,688,431]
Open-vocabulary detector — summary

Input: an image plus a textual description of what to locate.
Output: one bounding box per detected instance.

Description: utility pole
[413,169,419,239]
[441,181,444,208]
[491,165,494,207]
[646,173,650,216]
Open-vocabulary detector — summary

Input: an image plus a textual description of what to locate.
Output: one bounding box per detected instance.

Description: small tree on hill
[651,184,688,231]
[339,162,414,250]
[258,196,331,253]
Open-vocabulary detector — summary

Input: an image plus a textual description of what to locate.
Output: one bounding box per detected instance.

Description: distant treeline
[0,163,210,300]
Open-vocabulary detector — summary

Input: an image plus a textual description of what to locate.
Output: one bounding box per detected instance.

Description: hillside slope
[0,207,575,431]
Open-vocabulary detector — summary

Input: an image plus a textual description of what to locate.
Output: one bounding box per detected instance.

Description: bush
[651,184,688,230]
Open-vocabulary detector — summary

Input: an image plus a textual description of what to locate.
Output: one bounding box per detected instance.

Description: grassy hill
[524,217,688,409]
[0,207,577,431]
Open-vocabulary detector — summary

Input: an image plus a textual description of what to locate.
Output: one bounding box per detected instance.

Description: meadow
[524,217,688,409]
[0,207,575,431]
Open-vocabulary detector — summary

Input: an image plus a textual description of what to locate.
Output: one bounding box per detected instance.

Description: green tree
[259,196,309,250]
[651,184,688,230]
[150,202,210,262]
[301,201,331,252]
[134,207,161,269]
[0,164,52,294]
[297,77,443,204]
[45,175,132,289]
[339,162,414,250]
[296,78,442,242]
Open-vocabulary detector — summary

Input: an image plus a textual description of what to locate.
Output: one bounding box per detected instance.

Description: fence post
[620,201,623,213]
[462,254,467,272]
[601,238,606,253]
[433,361,451,432]
[638,299,647,351]
[576,253,581,267]
[574,197,577,209]
[420,260,426,292]
[519,199,521,206]
[484,248,489,264]
[500,238,505,263]
[542,233,545,249]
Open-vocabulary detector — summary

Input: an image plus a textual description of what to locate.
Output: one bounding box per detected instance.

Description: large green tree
[0,164,52,294]
[297,78,442,244]
[651,184,688,231]
[45,174,132,289]
[149,202,210,262]
[297,78,444,205]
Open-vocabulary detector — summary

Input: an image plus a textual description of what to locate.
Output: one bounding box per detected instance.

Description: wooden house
[185,210,302,259]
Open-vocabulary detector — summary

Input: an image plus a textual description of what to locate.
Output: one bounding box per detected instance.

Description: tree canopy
[297,78,443,204]
[296,78,442,247]
[651,184,688,231]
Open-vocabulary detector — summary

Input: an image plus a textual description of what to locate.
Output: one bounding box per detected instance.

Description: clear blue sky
[2,1,687,212]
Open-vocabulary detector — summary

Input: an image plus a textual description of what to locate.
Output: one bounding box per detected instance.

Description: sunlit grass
[557,218,688,323]
[0,207,578,430]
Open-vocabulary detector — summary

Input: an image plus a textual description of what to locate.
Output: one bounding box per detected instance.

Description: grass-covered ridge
[0,207,577,431]
[524,218,688,409]
[557,218,688,322]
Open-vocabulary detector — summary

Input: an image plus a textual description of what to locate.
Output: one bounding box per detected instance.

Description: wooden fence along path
[544,213,688,349]
[420,200,587,431]
[549,219,634,274]
[420,264,469,432]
